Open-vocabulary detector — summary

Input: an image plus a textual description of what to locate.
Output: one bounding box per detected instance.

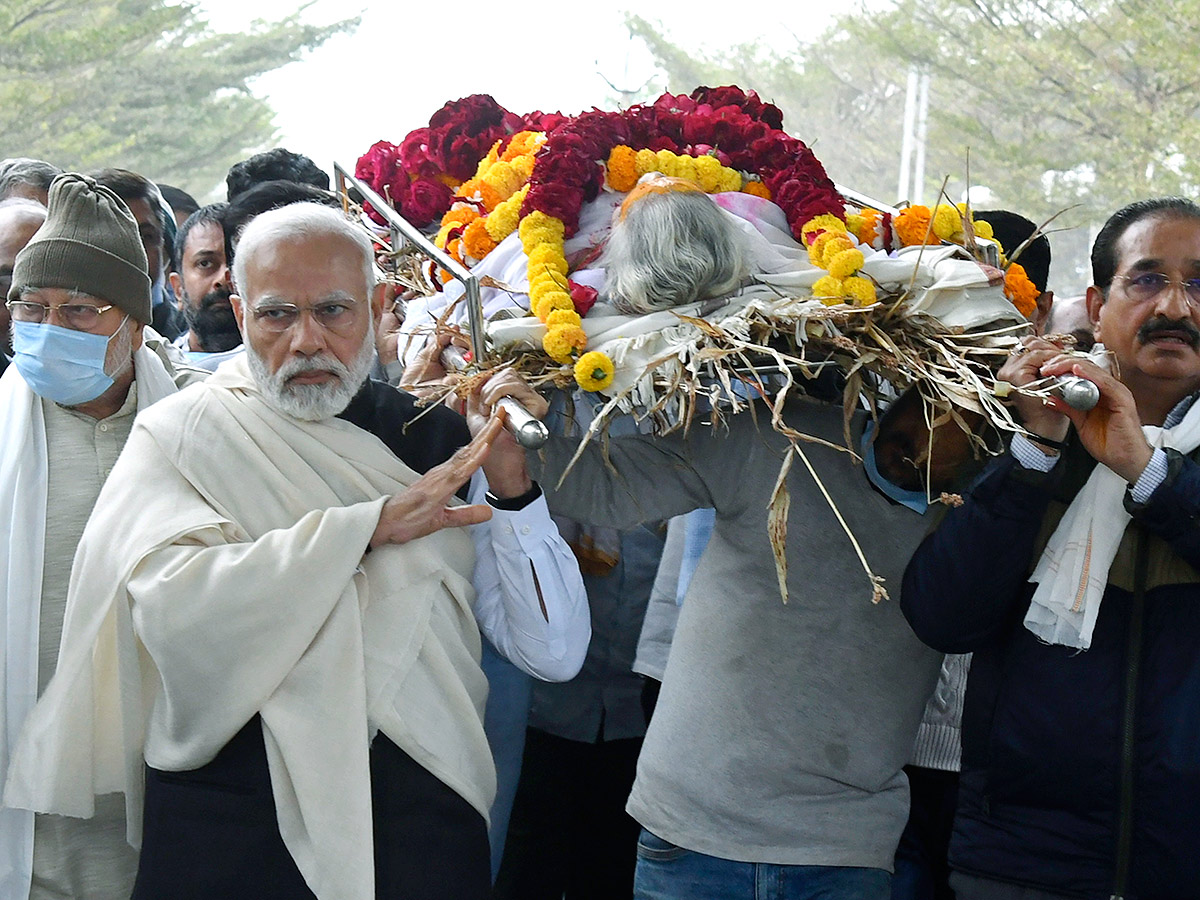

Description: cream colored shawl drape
[5,355,494,900]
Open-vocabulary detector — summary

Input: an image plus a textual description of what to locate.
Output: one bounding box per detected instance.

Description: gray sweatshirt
[532,397,941,869]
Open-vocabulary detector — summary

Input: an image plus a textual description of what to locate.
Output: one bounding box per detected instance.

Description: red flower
[399,128,439,179]
[426,94,515,181]
[401,177,453,228]
[522,183,586,235]
[568,280,598,317]
[521,110,572,133]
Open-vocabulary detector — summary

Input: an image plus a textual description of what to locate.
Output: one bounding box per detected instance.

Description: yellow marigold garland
[575,351,615,392]
[543,323,588,363]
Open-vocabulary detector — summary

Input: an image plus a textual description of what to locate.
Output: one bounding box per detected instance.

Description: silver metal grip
[440,347,548,449]
[497,397,549,449]
[1054,375,1101,411]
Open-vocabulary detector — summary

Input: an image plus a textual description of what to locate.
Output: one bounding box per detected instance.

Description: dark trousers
[494,727,644,900]
[132,715,490,900]
[891,766,959,900]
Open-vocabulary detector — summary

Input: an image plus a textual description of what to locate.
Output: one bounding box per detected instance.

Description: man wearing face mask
[0,173,203,900]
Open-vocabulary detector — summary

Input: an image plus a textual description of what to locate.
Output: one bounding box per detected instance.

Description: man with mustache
[902,197,1200,899]
[169,203,244,371]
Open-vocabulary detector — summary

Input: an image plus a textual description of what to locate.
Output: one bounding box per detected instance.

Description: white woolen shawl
[4,355,493,900]
[0,346,179,899]
[1025,398,1200,648]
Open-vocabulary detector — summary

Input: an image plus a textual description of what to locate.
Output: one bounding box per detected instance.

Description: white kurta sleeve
[466,472,589,682]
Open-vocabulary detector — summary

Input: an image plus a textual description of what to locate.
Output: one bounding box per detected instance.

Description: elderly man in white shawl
[0,174,205,900]
[4,202,590,900]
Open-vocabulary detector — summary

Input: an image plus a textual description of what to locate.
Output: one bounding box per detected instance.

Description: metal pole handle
[441,347,549,450]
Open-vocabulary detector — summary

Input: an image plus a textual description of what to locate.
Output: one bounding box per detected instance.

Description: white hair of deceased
[232,201,375,303]
[603,189,747,315]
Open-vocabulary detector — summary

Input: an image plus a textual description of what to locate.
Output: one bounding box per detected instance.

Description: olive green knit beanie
[9,172,151,322]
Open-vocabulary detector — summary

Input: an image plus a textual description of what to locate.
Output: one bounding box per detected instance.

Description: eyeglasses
[250,300,360,334]
[5,299,116,329]
[1112,272,1200,306]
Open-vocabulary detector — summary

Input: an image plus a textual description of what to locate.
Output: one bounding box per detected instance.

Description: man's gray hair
[602,189,747,315]
[232,202,375,302]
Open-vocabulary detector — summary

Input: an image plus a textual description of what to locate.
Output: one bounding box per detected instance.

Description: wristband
[1025,431,1069,451]
[486,481,542,511]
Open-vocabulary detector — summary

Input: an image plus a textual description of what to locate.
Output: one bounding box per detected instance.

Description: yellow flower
[482,161,524,198]
[801,214,848,244]
[575,351,615,392]
[819,234,855,269]
[474,141,502,179]
[827,247,865,280]
[485,187,527,241]
[543,323,588,362]
[717,169,742,192]
[520,210,565,238]
[511,155,536,181]
[842,276,877,306]
[932,204,961,241]
[529,277,569,306]
[546,308,583,328]
[655,149,679,178]
[635,148,658,177]
[533,291,574,322]
[526,243,568,275]
[974,219,994,241]
[808,231,838,267]
[674,155,699,185]
[694,155,724,193]
[811,275,846,305]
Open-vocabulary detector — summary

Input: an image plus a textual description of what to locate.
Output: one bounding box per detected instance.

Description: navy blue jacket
[902,442,1200,900]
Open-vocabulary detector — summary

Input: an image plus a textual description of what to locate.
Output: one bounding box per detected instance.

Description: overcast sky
[197,0,844,179]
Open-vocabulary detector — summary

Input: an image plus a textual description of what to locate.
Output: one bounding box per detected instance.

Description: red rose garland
[356,86,845,239]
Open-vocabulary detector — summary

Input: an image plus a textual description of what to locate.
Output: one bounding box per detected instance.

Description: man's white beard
[246,327,376,422]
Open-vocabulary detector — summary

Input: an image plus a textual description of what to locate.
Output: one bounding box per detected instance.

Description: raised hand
[369,414,504,548]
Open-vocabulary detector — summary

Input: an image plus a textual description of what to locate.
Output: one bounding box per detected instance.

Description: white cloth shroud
[1025,398,1200,648]
[3,354,495,900]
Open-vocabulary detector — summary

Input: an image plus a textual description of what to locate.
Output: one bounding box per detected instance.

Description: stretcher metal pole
[334,163,549,449]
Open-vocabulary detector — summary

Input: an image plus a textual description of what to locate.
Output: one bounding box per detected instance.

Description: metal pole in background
[913,70,930,206]
[897,68,919,202]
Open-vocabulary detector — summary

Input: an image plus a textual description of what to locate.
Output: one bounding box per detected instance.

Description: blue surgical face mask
[12,318,127,406]
[861,418,931,515]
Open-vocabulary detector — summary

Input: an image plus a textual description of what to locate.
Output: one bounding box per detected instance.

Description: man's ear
[370,282,386,326]
[1031,290,1053,334]
[168,271,184,309]
[231,294,245,332]
[1085,285,1105,343]
[130,321,145,352]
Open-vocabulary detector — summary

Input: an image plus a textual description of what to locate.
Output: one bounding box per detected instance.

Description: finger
[442,503,494,528]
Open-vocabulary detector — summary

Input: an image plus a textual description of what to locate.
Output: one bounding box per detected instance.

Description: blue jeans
[635,829,891,900]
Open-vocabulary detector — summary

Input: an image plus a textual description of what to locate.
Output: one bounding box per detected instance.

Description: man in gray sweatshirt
[507,388,942,900]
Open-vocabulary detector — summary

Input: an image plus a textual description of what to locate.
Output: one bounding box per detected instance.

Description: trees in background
[0,1,354,198]
[629,1,1200,291]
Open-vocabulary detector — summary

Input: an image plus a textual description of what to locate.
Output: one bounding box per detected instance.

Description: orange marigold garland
[1003,263,1040,318]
